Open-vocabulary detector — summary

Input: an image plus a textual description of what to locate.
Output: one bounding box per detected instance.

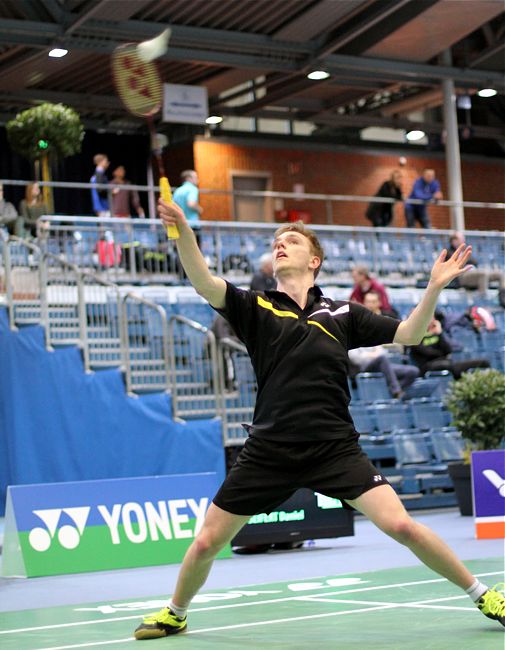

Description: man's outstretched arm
[158,198,226,309]
[394,243,473,345]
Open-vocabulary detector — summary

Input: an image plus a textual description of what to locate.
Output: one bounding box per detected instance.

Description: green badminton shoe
[134,607,188,640]
[477,584,505,626]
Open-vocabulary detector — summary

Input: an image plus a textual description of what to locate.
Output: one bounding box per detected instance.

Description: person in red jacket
[350,265,392,311]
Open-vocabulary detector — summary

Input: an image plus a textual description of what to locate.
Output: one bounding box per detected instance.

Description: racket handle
[160,176,179,240]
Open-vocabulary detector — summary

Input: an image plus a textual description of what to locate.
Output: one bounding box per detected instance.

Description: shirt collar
[264,285,323,309]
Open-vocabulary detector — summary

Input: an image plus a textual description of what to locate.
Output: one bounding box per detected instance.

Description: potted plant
[6,103,84,212]
[445,369,505,515]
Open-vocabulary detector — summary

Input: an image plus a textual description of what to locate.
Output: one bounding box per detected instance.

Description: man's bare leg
[346,484,474,589]
[172,503,251,609]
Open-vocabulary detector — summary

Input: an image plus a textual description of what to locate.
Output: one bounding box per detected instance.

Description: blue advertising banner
[471,450,505,539]
[2,473,229,577]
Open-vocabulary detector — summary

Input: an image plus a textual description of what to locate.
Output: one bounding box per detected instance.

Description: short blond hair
[273,221,324,279]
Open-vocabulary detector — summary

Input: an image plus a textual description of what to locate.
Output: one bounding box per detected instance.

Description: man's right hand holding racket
[158,198,226,309]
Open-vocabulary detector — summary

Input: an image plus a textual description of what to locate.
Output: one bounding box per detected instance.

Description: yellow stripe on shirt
[257,295,299,319]
[307,319,340,342]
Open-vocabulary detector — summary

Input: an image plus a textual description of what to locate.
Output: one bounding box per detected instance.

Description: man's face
[364,293,381,312]
[272,231,319,279]
[189,172,199,185]
[352,269,366,285]
[423,169,435,183]
[113,166,125,180]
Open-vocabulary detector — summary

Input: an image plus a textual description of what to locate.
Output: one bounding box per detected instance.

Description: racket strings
[112,47,162,117]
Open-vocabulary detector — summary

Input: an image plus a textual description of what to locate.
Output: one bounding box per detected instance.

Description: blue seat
[349,403,376,434]
[355,372,390,402]
[372,402,412,432]
[392,432,447,473]
[430,428,465,463]
[410,399,452,430]
[424,370,453,398]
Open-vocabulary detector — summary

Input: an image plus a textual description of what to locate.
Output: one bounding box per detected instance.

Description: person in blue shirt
[405,168,443,229]
[172,170,202,225]
[90,153,110,217]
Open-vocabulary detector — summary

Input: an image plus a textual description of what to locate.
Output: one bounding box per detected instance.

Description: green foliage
[6,103,84,161]
[445,369,505,456]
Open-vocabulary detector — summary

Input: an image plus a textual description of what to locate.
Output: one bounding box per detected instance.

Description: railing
[121,291,170,395]
[217,337,256,445]
[168,314,219,420]
[1,235,171,391]
[31,216,505,287]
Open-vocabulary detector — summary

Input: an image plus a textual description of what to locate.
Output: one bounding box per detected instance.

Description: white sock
[168,600,187,619]
[465,579,488,603]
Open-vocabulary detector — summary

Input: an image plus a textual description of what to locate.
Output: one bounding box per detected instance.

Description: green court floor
[0,559,503,650]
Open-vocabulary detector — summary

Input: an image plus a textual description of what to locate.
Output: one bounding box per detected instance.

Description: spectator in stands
[173,170,202,225]
[349,344,419,400]
[405,168,443,229]
[90,153,110,217]
[409,317,490,379]
[250,253,276,292]
[363,290,399,319]
[350,265,393,311]
[18,182,48,237]
[365,170,403,227]
[0,184,18,235]
[133,202,505,641]
[111,165,145,218]
[448,231,505,295]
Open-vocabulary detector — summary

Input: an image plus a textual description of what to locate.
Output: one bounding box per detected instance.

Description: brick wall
[189,138,504,231]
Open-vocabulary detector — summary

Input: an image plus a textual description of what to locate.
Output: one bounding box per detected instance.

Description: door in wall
[231,173,272,221]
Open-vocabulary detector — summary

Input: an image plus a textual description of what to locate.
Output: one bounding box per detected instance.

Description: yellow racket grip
[160,176,179,239]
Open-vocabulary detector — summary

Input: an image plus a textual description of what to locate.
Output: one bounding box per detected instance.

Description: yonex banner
[2,473,230,577]
[471,450,505,539]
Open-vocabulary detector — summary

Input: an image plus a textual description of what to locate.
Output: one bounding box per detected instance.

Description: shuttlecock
[137,28,171,62]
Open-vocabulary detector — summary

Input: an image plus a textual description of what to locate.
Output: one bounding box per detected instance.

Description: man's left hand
[430,243,473,289]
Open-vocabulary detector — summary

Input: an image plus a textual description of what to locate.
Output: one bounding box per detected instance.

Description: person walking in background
[0,184,18,235]
[405,168,442,229]
[350,265,393,312]
[365,170,403,227]
[90,153,110,217]
[448,231,505,295]
[111,165,145,218]
[18,182,48,237]
[173,170,202,225]
[250,253,276,291]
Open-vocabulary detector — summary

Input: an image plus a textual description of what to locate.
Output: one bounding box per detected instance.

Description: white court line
[2,570,501,637]
[34,604,400,650]
[297,595,474,612]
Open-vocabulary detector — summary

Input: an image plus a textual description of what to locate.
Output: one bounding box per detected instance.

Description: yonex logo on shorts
[28,507,90,552]
[373,475,384,482]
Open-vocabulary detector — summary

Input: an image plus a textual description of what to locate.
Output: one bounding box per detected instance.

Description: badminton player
[134,200,505,639]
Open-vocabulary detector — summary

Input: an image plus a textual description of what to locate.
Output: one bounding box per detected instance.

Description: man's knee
[381,516,420,544]
[192,529,227,559]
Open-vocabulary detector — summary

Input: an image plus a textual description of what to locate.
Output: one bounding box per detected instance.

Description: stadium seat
[355,372,390,401]
[392,432,447,472]
[372,402,412,432]
[410,398,452,430]
[429,428,465,463]
[349,403,376,434]
[424,370,453,398]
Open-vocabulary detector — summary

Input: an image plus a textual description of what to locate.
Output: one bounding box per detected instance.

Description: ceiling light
[406,129,426,142]
[307,70,330,80]
[206,115,223,124]
[49,48,68,58]
[477,88,497,98]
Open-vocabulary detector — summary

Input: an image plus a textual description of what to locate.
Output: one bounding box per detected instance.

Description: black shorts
[213,435,390,516]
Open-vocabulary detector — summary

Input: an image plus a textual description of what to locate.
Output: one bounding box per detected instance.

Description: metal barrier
[121,292,170,395]
[168,314,219,420]
[35,216,505,285]
[217,337,256,445]
[2,237,44,332]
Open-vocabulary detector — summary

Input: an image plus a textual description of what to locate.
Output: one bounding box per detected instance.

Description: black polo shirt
[216,282,400,442]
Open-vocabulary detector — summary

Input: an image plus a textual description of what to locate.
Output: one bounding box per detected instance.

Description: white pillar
[441,49,465,231]
[147,160,156,220]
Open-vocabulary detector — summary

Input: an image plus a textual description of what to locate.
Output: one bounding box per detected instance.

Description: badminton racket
[111,29,179,239]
